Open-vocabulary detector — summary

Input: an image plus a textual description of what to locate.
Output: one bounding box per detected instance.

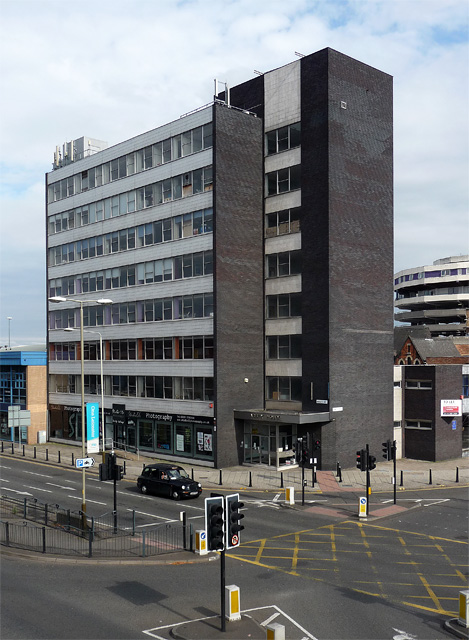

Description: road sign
[75,457,95,469]
[359,496,367,518]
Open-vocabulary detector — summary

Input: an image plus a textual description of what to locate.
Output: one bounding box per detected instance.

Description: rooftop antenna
[214,79,230,106]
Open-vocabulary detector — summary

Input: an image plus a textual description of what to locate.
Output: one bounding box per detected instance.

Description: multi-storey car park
[46,47,393,470]
[394,256,469,337]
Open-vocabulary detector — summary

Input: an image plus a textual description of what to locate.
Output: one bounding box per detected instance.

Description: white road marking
[261,611,280,626]
[1,479,9,482]
[46,483,76,490]
[392,628,418,640]
[127,509,173,521]
[273,493,280,502]
[24,486,52,493]
[1,488,32,496]
[23,471,53,478]
[86,499,107,505]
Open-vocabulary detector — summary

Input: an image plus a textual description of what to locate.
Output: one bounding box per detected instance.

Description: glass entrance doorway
[243,422,297,467]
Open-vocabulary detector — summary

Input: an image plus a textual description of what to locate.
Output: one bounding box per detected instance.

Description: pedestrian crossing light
[225,493,244,549]
[382,440,392,460]
[368,455,377,471]
[205,495,225,551]
[356,449,367,472]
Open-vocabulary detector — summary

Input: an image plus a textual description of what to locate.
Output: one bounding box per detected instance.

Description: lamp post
[65,327,105,455]
[49,296,112,517]
[7,317,12,349]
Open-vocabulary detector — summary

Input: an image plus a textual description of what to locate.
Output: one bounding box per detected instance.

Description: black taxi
[137,463,202,500]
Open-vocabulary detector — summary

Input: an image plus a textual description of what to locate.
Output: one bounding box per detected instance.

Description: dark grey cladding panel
[213,104,264,467]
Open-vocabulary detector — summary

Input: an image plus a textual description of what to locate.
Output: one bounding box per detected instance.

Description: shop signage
[86,402,100,454]
[440,399,462,417]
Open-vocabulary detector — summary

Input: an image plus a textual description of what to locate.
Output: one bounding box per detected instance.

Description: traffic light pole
[366,443,370,515]
[220,548,226,632]
[301,463,305,506]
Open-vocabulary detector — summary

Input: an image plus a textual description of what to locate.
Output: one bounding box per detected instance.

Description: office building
[394,255,469,336]
[47,48,393,470]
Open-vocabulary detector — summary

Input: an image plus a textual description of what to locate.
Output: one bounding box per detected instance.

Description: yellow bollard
[195,530,207,555]
[266,622,285,640]
[459,590,469,628]
[225,585,241,621]
[285,486,295,505]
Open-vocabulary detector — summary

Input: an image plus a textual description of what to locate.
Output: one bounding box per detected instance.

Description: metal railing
[0,495,190,558]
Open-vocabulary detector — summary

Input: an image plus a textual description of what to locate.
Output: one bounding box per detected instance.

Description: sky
[0,0,468,346]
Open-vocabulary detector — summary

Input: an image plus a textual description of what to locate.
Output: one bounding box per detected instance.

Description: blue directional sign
[75,457,95,469]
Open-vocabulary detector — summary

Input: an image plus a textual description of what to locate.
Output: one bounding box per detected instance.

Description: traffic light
[382,440,392,460]
[368,455,377,471]
[113,464,124,481]
[313,440,321,450]
[99,452,114,481]
[205,495,225,551]
[356,449,367,472]
[225,493,244,549]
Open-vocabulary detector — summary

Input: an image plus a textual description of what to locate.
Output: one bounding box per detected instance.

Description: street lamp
[65,327,105,455]
[49,296,112,517]
[7,317,12,349]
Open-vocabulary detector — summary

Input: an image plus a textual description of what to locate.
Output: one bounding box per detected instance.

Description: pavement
[2,440,468,497]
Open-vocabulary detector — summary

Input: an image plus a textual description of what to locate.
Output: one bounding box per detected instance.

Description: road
[1,456,468,640]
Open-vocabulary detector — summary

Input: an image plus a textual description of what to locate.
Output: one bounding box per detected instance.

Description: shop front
[49,403,215,464]
[235,409,330,470]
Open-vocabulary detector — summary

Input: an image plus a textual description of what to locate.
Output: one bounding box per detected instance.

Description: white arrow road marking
[24,486,52,493]
[46,483,76,490]
[392,628,418,640]
[273,494,280,502]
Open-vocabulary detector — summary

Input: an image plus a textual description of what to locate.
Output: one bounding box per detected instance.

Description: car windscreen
[168,469,189,480]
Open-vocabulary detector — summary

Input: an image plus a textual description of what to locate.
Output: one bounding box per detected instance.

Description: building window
[267,377,302,402]
[266,293,301,319]
[265,208,300,237]
[267,251,301,278]
[267,335,301,359]
[266,165,301,196]
[405,380,432,389]
[405,420,432,430]
[463,375,469,398]
[266,123,301,155]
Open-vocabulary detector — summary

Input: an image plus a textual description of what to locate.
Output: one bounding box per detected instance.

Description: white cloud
[0,0,468,343]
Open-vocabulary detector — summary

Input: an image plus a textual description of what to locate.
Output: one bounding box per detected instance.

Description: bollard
[58,450,61,464]
[225,585,241,621]
[219,469,223,486]
[23,445,25,456]
[46,448,49,461]
[400,469,404,486]
[429,469,432,485]
[266,622,285,640]
[459,590,469,628]
[71,453,74,466]
[23,498,27,519]
[456,467,459,483]
[338,465,343,483]
[123,460,126,475]
[191,468,194,480]
[1,440,3,452]
[11,442,14,454]
[195,529,208,555]
[34,446,36,459]
[249,471,252,488]
[280,472,284,489]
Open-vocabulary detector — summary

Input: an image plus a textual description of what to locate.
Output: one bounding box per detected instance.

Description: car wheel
[140,484,148,494]
[171,489,180,500]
